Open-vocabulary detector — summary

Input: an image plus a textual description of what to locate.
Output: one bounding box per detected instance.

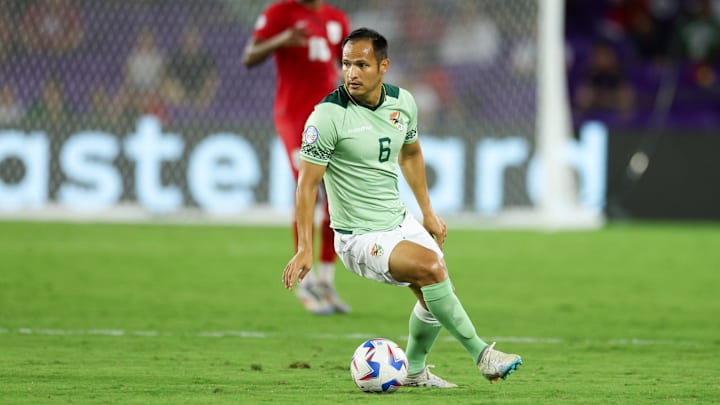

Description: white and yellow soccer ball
[349,338,408,393]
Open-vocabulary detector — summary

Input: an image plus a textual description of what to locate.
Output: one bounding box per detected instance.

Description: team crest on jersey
[389,111,405,131]
[370,243,384,257]
[304,126,319,144]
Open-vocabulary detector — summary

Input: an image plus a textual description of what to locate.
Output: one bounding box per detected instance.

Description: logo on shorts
[370,243,384,257]
[304,126,319,144]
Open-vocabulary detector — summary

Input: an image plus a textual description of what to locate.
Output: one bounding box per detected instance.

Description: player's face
[342,39,389,106]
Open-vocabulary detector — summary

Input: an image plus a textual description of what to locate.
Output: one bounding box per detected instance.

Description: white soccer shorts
[333,214,444,286]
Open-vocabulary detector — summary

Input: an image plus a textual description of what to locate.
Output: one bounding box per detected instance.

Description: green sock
[405,302,442,375]
[421,278,487,362]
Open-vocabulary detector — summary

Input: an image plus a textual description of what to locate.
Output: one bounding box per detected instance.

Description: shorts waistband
[334,228,353,235]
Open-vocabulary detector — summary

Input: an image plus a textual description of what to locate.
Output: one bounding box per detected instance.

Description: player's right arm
[282,159,326,290]
[243,22,309,68]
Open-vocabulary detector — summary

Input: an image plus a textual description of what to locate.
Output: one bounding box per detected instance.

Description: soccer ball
[350,338,408,393]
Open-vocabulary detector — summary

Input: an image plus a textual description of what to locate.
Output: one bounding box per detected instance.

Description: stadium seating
[1,0,717,130]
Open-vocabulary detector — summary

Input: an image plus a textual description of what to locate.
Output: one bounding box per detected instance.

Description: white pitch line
[0,327,704,346]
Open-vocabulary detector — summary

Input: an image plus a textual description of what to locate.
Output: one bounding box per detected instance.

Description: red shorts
[275,115,306,180]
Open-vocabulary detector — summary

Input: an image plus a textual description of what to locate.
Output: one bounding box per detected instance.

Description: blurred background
[0,0,718,224]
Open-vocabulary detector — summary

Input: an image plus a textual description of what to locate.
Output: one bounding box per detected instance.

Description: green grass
[1,220,719,404]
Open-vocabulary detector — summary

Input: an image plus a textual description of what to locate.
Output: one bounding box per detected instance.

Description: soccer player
[282,28,523,387]
[243,0,351,315]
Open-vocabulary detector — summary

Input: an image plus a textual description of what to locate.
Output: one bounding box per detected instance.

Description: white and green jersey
[300,84,418,234]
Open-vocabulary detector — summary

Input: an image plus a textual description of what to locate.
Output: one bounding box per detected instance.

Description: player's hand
[424,213,447,250]
[281,21,310,47]
[282,250,313,290]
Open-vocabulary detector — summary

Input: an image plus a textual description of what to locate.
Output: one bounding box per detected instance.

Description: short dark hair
[342,27,388,61]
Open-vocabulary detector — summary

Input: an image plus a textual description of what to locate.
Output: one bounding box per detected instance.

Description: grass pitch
[1,220,719,404]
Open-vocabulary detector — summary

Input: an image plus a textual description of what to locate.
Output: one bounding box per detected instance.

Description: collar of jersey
[343,84,386,111]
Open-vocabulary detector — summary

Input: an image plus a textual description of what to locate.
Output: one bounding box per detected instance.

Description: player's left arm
[282,159,326,290]
[243,22,310,68]
[398,140,447,249]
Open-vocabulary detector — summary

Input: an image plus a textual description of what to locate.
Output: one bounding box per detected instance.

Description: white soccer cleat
[318,282,352,314]
[477,342,522,383]
[404,365,458,388]
[294,282,333,315]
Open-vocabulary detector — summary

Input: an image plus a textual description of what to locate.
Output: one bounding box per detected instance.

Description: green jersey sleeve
[401,88,419,145]
[299,103,342,166]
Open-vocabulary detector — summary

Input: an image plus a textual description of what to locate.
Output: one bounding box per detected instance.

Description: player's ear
[380,58,390,75]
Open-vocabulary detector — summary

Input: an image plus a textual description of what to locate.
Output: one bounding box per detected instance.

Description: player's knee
[414,257,447,286]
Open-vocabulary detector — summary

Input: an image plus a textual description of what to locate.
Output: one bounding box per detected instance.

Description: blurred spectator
[115,84,169,124]
[122,27,168,122]
[83,84,137,127]
[25,77,74,126]
[647,0,680,31]
[574,41,636,113]
[627,9,673,63]
[123,27,166,94]
[440,2,500,67]
[603,0,650,38]
[673,0,720,64]
[511,38,536,78]
[0,85,24,126]
[162,26,219,110]
[350,0,400,45]
[83,84,114,126]
[400,2,446,67]
[19,0,85,55]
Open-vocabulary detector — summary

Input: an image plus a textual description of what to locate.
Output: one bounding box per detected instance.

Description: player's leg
[276,118,331,315]
[389,217,522,384]
[316,184,350,313]
[405,301,441,375]
[389,219,486,360]
[403,301,455,388]
[333,216,519,384]
[332,218,453,387]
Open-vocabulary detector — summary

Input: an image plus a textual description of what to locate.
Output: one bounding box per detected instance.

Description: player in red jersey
[243,0,351,314]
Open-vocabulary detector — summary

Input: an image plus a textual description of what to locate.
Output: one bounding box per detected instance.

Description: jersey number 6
[378,137,391,163]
